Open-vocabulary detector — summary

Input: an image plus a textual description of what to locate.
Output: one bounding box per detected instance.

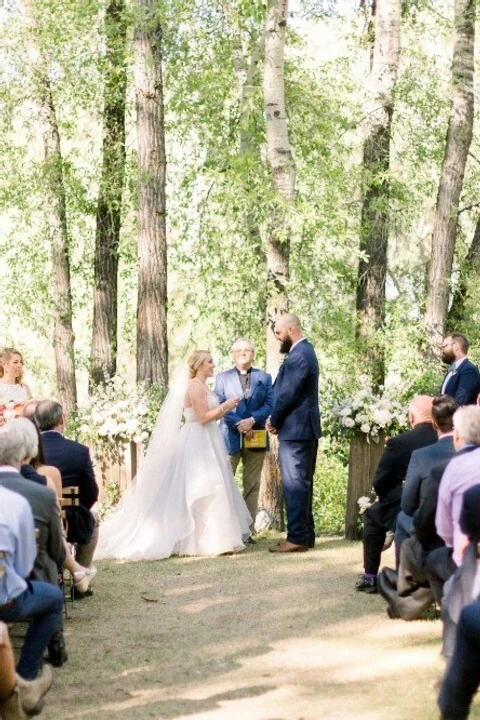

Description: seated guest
[35,400,99,570]
[394,395,457,564]
[438,486,480,720]
[439,603,480,720]
[427,406,480,604]
[441,484,480,658]
[356,395,436,594]
[0,621,53,719]
[378,408,480,618]
[0,419,63,586]
[439,332,480,406]
[0,480,62,690]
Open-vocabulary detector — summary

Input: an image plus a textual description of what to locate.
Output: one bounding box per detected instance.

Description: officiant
[215,338,273,537]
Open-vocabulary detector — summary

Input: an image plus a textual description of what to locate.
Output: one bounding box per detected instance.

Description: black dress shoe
[73,587,94,600]
[246,536,256,545]
[355,575,378,593]
[48,630,68,666]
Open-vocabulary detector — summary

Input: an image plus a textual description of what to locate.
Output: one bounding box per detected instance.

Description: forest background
[1,0,479,535]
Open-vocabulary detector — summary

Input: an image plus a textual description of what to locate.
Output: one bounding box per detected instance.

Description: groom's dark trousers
[270,339,321,546]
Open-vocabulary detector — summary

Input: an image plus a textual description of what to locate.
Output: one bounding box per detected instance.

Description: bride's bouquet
[0,400,25,425]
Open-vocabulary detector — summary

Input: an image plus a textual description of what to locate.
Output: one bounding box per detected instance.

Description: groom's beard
[280,337,292,354]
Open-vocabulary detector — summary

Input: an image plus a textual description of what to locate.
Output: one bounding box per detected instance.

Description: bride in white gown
[95,350,252,560]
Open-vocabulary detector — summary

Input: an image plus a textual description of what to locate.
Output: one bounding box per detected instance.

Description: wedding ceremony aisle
[46,537,479,720]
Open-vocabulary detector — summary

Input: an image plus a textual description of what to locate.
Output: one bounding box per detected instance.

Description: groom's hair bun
[188,350,210,378]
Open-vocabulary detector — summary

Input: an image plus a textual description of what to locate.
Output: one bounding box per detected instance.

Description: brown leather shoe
[269,541,309,553]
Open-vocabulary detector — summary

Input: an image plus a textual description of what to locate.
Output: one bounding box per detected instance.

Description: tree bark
[90,0,128,388]
[259,0,295,529]
[134,0,168,388]
[39,79,77,415]
[424,0,475,352]
[355,0,401,388]
[447,213,480,330]
[24,0,77,414]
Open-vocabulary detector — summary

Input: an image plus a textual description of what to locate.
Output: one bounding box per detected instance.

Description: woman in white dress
[0,348,32,414]
[95,350,252,561]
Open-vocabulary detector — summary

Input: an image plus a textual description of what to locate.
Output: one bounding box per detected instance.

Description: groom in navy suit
[215,338,273,534]
[267,314,321,553]
[439,332,480,406]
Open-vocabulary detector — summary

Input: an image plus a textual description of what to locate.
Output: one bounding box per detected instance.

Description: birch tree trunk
[90,0,128,388]
[424,0,475,352]
[259,0,295,529]
[134,0,168,388]
[355,0,401,388]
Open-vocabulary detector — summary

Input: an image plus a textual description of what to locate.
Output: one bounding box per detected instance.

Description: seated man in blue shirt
[0,422,63,695]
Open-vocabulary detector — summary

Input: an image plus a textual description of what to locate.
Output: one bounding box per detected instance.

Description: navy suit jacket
[441,358,480,405]
[270,339,321,441]
[214,367,273,455]
[41,431,99,509]
[401,435,456,516]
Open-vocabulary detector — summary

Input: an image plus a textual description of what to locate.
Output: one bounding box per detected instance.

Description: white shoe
[73,565,97,593]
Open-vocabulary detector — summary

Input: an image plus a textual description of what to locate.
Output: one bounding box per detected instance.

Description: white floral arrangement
[330,376,408,442]
[67,378,165,448]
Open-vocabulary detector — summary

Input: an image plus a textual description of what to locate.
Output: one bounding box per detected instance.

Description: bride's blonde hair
[0,347,24,384]
[188,350,210,378]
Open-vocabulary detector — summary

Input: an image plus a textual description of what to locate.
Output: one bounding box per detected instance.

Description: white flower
[357,495,371,511]
[360,423,371,434]
[355,413,369,424]
[339,407,352,417]
[372,408,392,426]
[343,417,355,428]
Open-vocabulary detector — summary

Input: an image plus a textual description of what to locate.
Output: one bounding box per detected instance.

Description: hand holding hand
[236,417,255,434]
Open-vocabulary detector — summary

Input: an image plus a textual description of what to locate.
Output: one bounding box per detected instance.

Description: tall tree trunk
[39,79,77,415]
[259,0,295,529]
[447,213,480,330]
[134,0,168,388]
[355,0,401,388]
[424,0,475,352]
[24,0,77,414]
[90,0,128,388]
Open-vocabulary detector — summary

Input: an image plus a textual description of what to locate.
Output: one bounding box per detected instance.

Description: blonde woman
[0,349,32,420]
[96,351,252,560]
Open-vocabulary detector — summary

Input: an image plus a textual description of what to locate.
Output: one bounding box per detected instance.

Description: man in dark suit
[266,314,321,553]
[394,394,457,563]
[356,395,437,593]
[439,332,480,405]
[215,338,273,535]
[35,399,99,568]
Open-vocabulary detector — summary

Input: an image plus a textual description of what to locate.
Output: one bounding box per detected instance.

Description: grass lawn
[43,536,480,719]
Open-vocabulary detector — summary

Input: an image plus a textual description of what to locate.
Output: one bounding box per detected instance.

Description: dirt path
[44,537,479,720]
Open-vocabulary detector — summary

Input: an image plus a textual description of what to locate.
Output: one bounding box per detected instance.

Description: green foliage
[313,443,348,534]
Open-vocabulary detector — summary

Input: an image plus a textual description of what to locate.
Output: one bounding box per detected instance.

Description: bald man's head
[274,313,304,353]
[408,395,433,427]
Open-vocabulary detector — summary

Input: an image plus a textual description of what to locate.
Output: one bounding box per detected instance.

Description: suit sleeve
[401,452,422,515]
[47,491,64,563]
[372,438,399,499]
[454,365,480,405]
[82,448,99,508]
[270,354,311,429]
[251,374,273,427]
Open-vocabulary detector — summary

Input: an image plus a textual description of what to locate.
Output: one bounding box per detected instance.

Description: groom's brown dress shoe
[269,541,309,553]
